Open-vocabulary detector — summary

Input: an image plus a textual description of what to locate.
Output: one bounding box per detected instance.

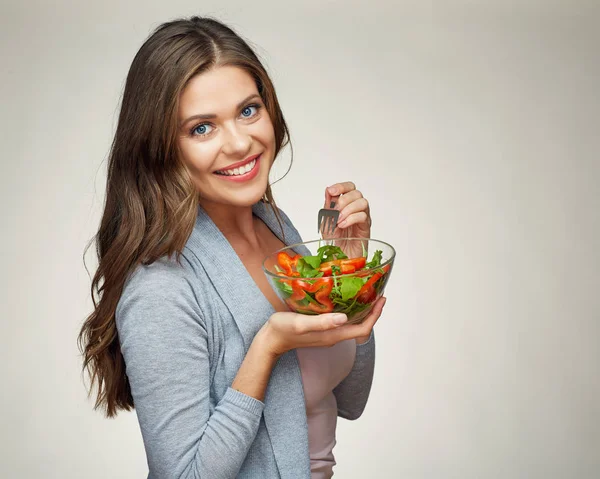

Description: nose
[221,122,252,158]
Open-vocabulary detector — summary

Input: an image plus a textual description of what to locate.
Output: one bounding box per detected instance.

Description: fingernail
[331,313,348,325]
[337,218,347,227]
[328,186,338,195]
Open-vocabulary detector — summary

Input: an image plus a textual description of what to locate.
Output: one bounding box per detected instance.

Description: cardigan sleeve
[115,257,264,479]
[333,330,376,420]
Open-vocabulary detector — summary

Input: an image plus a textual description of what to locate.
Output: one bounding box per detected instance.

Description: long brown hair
[78,16,291,417]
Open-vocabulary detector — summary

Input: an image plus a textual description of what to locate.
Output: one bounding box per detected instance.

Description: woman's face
[177,66,276,208]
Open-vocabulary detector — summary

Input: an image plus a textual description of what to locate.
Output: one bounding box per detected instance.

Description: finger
[361,297,386,329]
[336,297,386,340]
[324,188,333,208]
[334,189,364,211]
[294,312,348,334]
[337,211,370,230]
[324,187,343,210]
[326,181,356,199]
[337,197,369,223]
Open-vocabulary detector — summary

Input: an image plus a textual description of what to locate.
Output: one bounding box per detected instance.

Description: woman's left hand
[322,182,371,257]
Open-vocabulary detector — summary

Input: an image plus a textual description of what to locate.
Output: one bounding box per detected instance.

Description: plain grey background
[1,1,599,478]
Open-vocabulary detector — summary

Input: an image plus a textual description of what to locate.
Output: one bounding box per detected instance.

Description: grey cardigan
[115,201,376,478]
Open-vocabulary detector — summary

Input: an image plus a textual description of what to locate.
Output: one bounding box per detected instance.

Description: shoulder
[116,253,205,333]
[121,254,196,301]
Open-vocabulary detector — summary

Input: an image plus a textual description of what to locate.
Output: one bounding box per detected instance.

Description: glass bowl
[262,238,395,325]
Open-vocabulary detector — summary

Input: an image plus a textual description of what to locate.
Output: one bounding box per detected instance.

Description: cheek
[179,140,218,176]
[256,113,276,146]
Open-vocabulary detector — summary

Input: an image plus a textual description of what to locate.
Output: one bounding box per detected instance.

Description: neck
[199,199,262,247]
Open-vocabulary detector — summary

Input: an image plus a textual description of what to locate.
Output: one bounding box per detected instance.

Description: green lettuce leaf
[339,276,365,301]
[302,255,322,269]
[296,258,322,278]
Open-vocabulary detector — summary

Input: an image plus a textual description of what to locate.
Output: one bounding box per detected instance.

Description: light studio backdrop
[1,1,599,478]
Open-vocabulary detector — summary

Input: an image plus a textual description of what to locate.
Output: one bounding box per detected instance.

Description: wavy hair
[78,16,291,417]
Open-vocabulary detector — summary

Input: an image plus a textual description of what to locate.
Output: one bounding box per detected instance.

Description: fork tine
[320,213,327,234]
[318,204,341,237]
[329,215,336,235]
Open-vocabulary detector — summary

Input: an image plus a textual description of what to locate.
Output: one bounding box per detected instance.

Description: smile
[214,154,261,182]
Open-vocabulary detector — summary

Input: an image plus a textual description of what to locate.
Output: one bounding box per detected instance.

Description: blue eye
[241,105,259,118]
[192,123,213,136]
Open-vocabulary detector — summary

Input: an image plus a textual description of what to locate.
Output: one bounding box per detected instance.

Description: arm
[333,330,376,420]
[116,259,274,479]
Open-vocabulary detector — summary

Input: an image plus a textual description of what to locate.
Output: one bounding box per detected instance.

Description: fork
[317,200,340,236]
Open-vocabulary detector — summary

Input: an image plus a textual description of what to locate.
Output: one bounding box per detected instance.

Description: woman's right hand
[256,297,386,358]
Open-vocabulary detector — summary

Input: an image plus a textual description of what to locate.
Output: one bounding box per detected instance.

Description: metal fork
[317,200,339,236]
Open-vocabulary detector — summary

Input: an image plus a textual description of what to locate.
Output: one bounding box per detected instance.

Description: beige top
[296,339,357,478]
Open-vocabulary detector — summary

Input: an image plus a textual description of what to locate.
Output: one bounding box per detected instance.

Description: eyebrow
[180,93,262,127]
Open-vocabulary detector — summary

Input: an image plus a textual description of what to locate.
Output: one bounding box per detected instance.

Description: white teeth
[217,158,257,176]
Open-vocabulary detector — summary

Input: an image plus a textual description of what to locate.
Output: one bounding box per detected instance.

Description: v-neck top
[115,200,376,478]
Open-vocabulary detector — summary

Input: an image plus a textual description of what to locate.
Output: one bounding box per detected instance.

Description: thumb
[294,312,348,333]
[324,187,332,208]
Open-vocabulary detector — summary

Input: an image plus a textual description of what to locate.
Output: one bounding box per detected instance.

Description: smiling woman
[177,67,274,201]
[78,16,383,479]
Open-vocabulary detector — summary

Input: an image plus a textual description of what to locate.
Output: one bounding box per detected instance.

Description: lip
[214,154,261,174]
[214,154,261,183]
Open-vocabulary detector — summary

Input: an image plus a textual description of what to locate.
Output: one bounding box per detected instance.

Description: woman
[79,16,386,478]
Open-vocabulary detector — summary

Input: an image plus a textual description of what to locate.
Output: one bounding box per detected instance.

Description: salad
[273,245,391,318]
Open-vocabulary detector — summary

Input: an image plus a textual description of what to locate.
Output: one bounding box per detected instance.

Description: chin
[244,179,271,204]
[229,189,266,207]
[202,179,269,209]
[223,161,271,205]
